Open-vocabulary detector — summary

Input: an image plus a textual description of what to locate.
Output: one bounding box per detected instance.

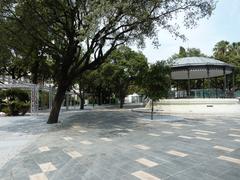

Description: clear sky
[136,0,240,63]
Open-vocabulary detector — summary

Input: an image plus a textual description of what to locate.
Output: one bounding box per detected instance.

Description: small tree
[142,62,171,120]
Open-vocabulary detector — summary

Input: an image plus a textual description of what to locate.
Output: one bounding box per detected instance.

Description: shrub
[0,88,30,116]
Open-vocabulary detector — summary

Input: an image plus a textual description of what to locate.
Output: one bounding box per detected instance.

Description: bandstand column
[207,66,210,98]
[203,78,205,98]
[215,77,218,98]
[223,67,226,97]
[187,68,190,97]
[176,80,179,98]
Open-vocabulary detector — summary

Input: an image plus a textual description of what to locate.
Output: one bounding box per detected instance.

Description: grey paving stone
[0,110,240,180]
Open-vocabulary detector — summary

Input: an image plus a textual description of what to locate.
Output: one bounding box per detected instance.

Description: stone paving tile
[39,162,57,172]
[230,128,240,132]
[135,158,158,167]
[192,129,216,134]
[80,140,92,145]
[118,132,128,136]
[29,173,48,180]
[133,144,151,150]
[166,150,188,157]
[229,134,240,138]
[131,170,161,180]
[194,132,209,136]
[178,135,193,139]
[217,156,240,165]
[213,146,235,152]
[65,151,82,159]
[162,131,174,134]
[39,146,50,152]
[148,133,160,137]
[195,136,212,141]
[72,125,80,129]
[78,130,88,133]
[62,137,73,141]
[172,126,182,129]
[115,128,123,131]
[100,137,113,142]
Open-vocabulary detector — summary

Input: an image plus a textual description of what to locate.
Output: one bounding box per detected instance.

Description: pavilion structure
[170,57,235,98]
[0,76,79,115]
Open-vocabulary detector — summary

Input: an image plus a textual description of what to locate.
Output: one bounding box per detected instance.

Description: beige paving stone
[172,127,182,129]
[66,151,82,159]
[39,162,57,172]
[135,158,159,167]
[167,150,188,157]
[38,146,50,152]
[194,132,209,136]
[100,138,112,142]
[192,129,216,134]
[195,136,211,141]
[134,144,150,150]
[118,132,128,136]
[203,123,216,126]
[162,131,174,134]
[80,140,92,145]
[171,124,184,127]
[178,136,193,139]
[213,146,234,152]
[234,139,240,142]
[230,128,240,132]
[217,156,240,165]
[63,137,73,141]
[79,130,87,133]
[148,133,160,137]
[115,128,123,131]
[229,134,240,138]
[72,125,80,129]
[132,171,160,180]
[29,173,48,180]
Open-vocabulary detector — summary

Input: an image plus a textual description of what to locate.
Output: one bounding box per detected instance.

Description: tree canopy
[141,61,171,119]
[101,46,148,108]
[142,61,171,101]
[169,46,206,61]
[213,40,240,88]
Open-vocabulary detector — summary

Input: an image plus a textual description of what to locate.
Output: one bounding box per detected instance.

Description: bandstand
[170,57,235,98]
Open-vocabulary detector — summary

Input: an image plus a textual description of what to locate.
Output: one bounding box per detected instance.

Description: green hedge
[0,88,30,116]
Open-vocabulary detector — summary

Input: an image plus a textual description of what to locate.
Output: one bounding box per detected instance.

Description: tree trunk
[79,88,85,110]
[120,97,124,108]
[47,85,67,124]
[80,97,84,110]
[151,100,154,120]
[97,90,101,105]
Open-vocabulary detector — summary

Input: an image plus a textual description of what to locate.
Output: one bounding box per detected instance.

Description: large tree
[213,41,240,89]
[101,46,148,108]
[0,0,216,123]
[169,46,206,61]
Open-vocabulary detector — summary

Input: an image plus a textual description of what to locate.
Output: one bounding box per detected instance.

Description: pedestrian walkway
[0,110,240,180]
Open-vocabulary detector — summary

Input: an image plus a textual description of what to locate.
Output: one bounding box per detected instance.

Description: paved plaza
[0,108,240,180]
